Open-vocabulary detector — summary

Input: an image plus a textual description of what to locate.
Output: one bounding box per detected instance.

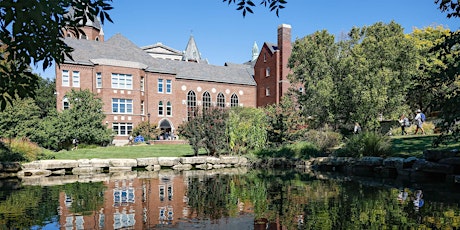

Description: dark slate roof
[63,34,256,86]
[265,42,278,54]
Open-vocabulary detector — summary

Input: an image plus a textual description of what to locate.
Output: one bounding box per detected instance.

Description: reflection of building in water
[58,174,189,229]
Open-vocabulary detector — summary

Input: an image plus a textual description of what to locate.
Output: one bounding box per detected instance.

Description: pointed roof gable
[182,35,207,63]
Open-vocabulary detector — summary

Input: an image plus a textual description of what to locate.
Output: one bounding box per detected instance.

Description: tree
[0,98,41,139]
[0,0,113,111]
[228,107,268,154]
[289,22,417,131]
[223,0,287,17]
[132,121,160,140]
[34,77,57,118]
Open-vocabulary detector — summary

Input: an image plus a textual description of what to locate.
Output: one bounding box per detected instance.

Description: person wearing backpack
[414,109,426,135]
[399,114,409,135]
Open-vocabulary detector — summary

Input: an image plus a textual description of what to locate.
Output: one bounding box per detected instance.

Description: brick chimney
[277,24,292,102]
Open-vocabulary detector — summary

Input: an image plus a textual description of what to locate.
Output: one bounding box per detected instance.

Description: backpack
[420,113,426,122]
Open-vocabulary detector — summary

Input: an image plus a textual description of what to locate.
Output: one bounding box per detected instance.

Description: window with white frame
[141,101,144,115]
[111,73,133,89]
[187,91,196,121]
[140,77,144,91]
[158,101,164,116]
[230,93,239,107]
[166,101,172,116]
[158,79,164,93]
[63,97,70,110]
[265,87,270,96]
[265,67,270,77]
[166,79,172,93]
[62,70,70,86]
[203,92,211,110]
[112,123,133,136]
[96,72,102,88]
[112,98,133,114]
[217,93,225,108]
[72,71,80,87]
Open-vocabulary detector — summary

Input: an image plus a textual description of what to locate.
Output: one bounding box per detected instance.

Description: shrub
[0,138,44,162]
[301,128,342,153]
[335,132,392,158]
[254,141,320,159]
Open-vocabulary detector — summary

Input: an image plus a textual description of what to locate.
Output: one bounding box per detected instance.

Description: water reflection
[1,169,460,229]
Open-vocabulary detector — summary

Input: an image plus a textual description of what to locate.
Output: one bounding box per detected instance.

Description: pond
[1,168,460,229]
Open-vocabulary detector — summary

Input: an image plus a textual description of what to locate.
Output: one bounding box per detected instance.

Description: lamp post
[147,113,151,140]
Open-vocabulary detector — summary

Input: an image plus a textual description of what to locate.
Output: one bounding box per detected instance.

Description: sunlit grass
[390,134,460,158]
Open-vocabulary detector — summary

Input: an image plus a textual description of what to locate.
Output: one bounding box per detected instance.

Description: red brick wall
[254,45,279,107]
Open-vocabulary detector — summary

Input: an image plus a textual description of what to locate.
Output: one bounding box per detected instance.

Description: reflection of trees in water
[0,186,60,229]
[61,182,106,215]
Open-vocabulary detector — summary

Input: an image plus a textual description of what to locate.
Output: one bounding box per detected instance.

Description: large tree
[289,22,417,131]
[0,0,113,111]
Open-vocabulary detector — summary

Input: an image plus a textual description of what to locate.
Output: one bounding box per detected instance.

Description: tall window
[166,101,172,116]
[112,98,133,114]
[265,87,270,96]
[72,71,80,87]
[96,72,102,88]
[141,101,144,115]
[202,92,211,110]
[62,70,70,86]
[187,91,196,121]
[231,94,239,107]
[140,77,144,91]
[265,67,270,77]
[158,79,164,93]
[112,123,133,136]
[217,93,225,108]
[62,97,69,110]
[111,73,133,89]
[166,79,172,93]
[158,101,164,116]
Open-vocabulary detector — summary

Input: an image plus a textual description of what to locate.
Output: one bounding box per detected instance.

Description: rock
[172,164,193,170]
[137,158,159,166]
[158,157,180,166]
[356,157,384,167]
[219,156,239,164]
[90,159,111,168]
[424,149,460,162]
[109,167,133,172]
[72,167,103,174]
[2,162,22,172]
[206,157,221,164]
[39,160,79,169]
[181,157,206,164]
[109,159,137,167]
[412,159,453,174]
[383,157,404,170]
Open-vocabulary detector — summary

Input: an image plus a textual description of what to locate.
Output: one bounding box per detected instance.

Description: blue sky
[35,0,459,79]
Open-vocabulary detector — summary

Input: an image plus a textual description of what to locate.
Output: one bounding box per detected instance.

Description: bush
[0,138,44,162]
[301,129,342,153]
[254,142,320,159]
[335,132,392,158]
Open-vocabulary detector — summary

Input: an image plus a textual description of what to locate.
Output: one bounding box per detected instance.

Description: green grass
[42,134,460,160]
[50,144,203,160]
[390,134,460,158]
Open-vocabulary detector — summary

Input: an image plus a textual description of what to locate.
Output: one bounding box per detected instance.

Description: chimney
[277,24,291,81]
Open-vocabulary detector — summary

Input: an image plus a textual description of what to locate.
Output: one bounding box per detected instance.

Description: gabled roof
[63,34,255,86]
[182,35,208,64]
[141,42,183,56]
[264,42,278,54]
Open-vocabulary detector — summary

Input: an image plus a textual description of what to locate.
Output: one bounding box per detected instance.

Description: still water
[1,168,460,229]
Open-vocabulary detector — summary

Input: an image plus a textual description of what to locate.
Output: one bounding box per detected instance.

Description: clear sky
[35,0,459,79]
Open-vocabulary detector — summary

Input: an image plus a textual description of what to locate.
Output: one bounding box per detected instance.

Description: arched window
[187,91,196,121]
[230,94,239,107]
[203,91,211,110]
[217,93,225,108]
[166,101,172,116]
[63,97,69,110]
[158,101,164,116]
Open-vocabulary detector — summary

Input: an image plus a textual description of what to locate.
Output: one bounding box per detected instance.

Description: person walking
[399,114,409,135]
[414,109,426,135]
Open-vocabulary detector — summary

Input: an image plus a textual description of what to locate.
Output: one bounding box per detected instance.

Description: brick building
[56,17,293,144]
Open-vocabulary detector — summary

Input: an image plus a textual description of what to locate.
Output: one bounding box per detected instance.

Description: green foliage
[254,142,321,159]
[301,127,342,154]
[178,107,229,156]
[61,182,106,215]
[336,132,392,158]
[0,0,112,111]
[0,138,44,162]
[34,77,57,118]
[132,121,160,140]
[0,97,41,139]
[228,107,268,155]
[265,96,308,146]
[288,22,417,131]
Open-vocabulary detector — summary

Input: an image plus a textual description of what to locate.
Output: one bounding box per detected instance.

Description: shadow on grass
[391,134,460,158]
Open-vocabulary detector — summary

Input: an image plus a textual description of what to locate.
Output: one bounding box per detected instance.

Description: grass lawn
[390,134,460,158]
[45,134,459,160]
[50,144,201,160]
